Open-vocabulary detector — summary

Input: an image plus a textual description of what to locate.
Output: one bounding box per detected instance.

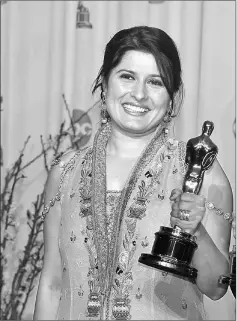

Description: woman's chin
[115,122,157,136]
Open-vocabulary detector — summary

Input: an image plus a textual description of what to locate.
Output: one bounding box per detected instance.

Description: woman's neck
[106,124,157,159]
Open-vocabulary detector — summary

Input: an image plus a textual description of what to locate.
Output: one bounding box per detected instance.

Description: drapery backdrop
[1,1,235,319]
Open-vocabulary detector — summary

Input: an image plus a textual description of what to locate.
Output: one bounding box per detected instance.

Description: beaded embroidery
[106,191,121,241]
[41,192,61,220]
[128,180,153,220]
[41,151,80,220]
[79,149,93,218]
[135,287,142,300]
[89,122,170,319]
[128,139,178,220]
[141,236,149,248]
[50,157,65,169]
[112,297,131,320]
[178,141,188,175]
[74,122,205,320]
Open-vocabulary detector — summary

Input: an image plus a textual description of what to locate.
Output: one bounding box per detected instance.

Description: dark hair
[92,26,184,117]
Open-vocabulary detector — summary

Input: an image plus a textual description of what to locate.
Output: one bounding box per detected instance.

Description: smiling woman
[93,26,184,120]
[104,51,170,135]
[33,26,233,320]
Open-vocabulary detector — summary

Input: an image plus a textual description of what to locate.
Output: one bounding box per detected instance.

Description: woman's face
[104,50,170,136]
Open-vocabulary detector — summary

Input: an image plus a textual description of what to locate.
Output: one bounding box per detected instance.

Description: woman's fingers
[169,188,182,201]
[170,208,204,221]
[170,216,203,233]
[180,192,206,206]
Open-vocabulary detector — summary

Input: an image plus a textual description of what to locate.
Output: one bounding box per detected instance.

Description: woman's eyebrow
[116,69,161,78]
[116,69,135,74]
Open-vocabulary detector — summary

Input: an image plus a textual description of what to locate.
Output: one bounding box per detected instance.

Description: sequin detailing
[86,264,101,317]
[50,157,65,169]
[77,285,84,297]
[56,123,207,320]
[178,141,188,175]
[41,151,80,220]
[93,124,162,291]
[157,190,165,201]
[112,297,131,320]
[77,123,196,319]
[135,287,142,300]
[128,139,177,220]
[70,231,76,242]
[87,292,101,317]
[79,149,93,218]
[128,180,152,220]
[91,123,112,299]
[90,122,171,319]
[42,192,61,220]
[141,236,149,248]
[106,191,121,241]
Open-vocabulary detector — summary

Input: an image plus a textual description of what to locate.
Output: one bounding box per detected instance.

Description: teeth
[123,104,148,113]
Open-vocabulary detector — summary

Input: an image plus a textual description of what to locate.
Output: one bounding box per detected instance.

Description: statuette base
[139,253,197,282]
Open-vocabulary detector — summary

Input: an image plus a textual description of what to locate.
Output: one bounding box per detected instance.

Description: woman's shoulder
[52,146,92,170]
[203,158,233,197]
[45,146,91,190]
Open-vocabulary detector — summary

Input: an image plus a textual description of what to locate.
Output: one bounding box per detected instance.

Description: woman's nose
[131,82,147,101]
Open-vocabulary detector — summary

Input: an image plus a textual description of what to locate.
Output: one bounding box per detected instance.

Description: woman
[33,26,233,320]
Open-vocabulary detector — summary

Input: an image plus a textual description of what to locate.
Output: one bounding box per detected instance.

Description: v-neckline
[91,121,167,301]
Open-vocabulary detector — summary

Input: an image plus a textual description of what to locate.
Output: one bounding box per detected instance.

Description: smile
[123,104,149,116]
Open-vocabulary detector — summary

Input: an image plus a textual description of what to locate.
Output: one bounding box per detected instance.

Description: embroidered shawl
[56,123,206,320]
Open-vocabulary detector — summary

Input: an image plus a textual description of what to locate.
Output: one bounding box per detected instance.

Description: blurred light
[76,1,92,29]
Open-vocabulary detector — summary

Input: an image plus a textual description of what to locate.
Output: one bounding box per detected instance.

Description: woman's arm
[170,159,233,300]
[193,160,233,299]
[33,151,75,320]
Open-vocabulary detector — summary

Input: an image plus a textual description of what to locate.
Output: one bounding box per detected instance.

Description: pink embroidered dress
[56,123,207,320]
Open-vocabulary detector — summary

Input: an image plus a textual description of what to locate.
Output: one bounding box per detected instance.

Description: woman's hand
[169,188,206,235]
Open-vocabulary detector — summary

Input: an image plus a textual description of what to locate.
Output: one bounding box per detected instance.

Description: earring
[100,91,109,125]
[163,107,171,136]
[164,127,169,136]
[163,110,172,124]
[163,101,173,123]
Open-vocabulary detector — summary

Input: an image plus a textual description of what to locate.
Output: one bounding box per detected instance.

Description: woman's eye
[120,73,135,81]
[148,79,163,87]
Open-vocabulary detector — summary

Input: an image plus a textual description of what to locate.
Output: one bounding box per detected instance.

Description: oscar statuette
[139,121,218,282]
